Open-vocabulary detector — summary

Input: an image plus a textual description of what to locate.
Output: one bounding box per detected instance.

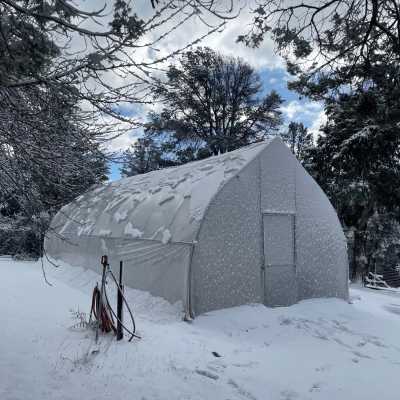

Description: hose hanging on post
[89,257,139,342]
[90,284,116,334]
[103,271,140,341]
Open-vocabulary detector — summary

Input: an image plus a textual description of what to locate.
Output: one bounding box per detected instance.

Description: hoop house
[46,138,349,317]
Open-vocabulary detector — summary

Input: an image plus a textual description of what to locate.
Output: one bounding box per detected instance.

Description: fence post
[117,260,124,341]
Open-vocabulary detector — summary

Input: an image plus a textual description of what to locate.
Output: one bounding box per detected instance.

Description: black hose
[103,281,137,341]
[103,269,140,341]
[107,269,137,335]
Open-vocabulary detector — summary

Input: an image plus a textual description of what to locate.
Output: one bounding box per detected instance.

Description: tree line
[1,0,399,280]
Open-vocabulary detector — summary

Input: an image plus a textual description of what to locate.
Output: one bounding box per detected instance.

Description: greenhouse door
[262,213,297,306]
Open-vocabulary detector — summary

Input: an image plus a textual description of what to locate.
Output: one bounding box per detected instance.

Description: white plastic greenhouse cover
[52,141,270,244]
[46,138,349,315]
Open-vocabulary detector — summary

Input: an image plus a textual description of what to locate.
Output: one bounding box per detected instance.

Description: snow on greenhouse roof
[52,140,271,244]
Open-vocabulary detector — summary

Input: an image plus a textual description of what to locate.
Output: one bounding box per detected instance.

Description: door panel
[264,266,297,306]
[263,214,294,266]
[263,214,297,306]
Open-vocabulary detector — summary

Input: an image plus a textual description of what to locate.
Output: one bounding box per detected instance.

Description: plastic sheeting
[49,141,269,245]
[46,137,349,316]
[46,233,192,307]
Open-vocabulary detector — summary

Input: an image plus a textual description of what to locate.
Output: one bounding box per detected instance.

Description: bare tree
[1,0,235,123]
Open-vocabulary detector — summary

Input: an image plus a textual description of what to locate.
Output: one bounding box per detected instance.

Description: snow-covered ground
[1,259,400,400]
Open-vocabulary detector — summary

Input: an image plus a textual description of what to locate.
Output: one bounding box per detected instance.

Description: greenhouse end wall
[191,159,263,315]
[295,163,349,301]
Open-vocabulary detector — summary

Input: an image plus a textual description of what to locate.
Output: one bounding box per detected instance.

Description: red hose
[90,285,116,334]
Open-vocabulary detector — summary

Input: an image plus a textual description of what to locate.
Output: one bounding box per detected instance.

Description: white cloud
[105,131,140,153]
[309,110,327,139]
[280,100,322,120]
[70,1,286,152]
[196,9,283,70]
[280,101,304,119]
[279,100,327,142]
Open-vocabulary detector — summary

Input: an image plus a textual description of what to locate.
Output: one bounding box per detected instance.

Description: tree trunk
[351,230,367,281]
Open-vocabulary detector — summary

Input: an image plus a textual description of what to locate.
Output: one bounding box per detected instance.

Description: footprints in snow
[195,369,219,380]
[279,315,392,362]
[193,357,260,400]
[228,379,258,400]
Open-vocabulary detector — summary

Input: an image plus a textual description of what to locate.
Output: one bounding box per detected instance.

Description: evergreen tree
[0,84,108,256]
[305,84,400,279]
[120,137,174,177]
[281,122,313,161]
[364,212,400,275]
[240,0,400,100]
[145,47,283,161]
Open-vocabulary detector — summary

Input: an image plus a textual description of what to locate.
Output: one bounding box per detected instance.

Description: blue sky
[109,162,122,181]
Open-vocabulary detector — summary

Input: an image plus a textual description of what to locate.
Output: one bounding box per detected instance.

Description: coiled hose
[90,269,140,341]
[90,284,116,333]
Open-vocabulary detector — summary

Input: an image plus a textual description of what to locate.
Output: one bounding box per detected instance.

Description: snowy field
[1,259,400,400]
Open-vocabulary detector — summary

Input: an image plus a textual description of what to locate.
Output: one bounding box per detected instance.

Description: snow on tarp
[51,141,270,244]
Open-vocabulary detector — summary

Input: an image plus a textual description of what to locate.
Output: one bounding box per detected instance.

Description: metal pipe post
[117,260,124,341]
